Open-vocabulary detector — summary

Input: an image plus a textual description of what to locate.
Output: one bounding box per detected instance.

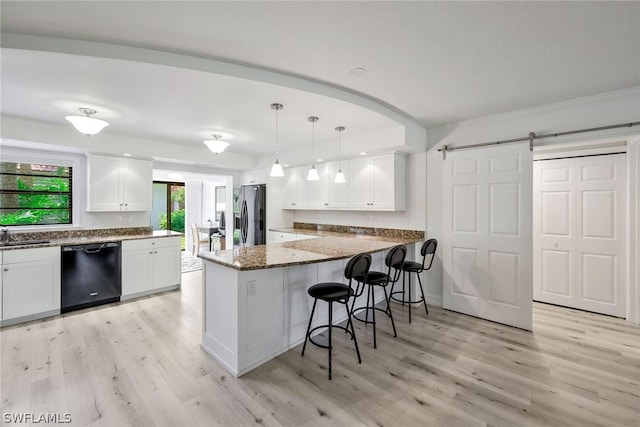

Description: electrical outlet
[247,280,257,297]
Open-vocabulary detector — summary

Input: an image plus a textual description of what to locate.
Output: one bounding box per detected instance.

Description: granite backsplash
[5,227,153,243]
[293,222,424,240]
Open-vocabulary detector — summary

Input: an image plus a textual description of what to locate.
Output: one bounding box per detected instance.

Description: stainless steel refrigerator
[234,184,266,247]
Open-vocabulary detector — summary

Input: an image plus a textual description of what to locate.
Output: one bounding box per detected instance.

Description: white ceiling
[1,1,639,168]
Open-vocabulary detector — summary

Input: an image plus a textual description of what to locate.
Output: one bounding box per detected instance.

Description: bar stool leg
[345,301,362,363]
[301,299,317,357]
[417,271,429,315]
[382,286,397,337]
[408,271,412,324]
[371,285,377,349]
[402,271,406,306]
[365,283,372,323]
[328,301,333,380]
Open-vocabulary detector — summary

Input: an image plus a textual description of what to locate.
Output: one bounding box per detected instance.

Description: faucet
[0,228,9,243]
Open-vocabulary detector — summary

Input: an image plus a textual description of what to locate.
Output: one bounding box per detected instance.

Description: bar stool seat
[305,283,355,350]
[301,253,371,380]
[350,245,406,349]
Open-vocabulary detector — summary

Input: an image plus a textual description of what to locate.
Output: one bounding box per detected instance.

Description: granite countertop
[199,226,424,271]
[0,229,182,251]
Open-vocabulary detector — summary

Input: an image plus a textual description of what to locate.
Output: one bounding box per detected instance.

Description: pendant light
[335,126,346,183]
[65,108,109,136]
[269,103,284,177]
[307,116,320,181]
[203,134,230,154]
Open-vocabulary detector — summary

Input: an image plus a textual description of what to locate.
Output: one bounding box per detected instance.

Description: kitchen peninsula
[198,224,424,376]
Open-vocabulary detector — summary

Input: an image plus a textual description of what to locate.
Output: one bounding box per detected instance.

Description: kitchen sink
[0,240,50,247]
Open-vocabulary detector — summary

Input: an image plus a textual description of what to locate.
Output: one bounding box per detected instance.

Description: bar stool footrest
[389,290,425,305]
[307,324,354,349]
[352,306,392,324]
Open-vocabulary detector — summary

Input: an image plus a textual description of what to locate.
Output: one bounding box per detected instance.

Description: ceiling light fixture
[307,116,320,181]
[65,108,109,136]
[335,126,346,183]
[203,134,230,154]
[269,103,284,177]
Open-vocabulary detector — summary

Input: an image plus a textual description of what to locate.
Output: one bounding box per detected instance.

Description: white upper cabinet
[240,168,267,185]
[349,153,406,211]
[327,161,350,209]
[281,166,310,209]
[371,153,404,211]
[282,153,406,211]
[307,163,330,209]
[348,156,373,209]
[87,154,152,211]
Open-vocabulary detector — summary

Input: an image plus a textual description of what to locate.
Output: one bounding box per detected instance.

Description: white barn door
[443,143,533,330]
[533,154,626,317]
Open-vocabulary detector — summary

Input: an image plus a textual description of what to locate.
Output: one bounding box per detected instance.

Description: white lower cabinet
[122,236,181,298]
[1,247,61,325]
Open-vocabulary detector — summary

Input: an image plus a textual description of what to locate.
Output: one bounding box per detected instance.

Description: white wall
[425,87,640,319]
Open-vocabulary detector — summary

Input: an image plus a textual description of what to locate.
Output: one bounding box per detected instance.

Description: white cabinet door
[533,154,626,317]
[443,143,533,331]
[122,248,153,296]
[122,237,181,297]
[153,246,181,289]
[281,168,297,209]
[240,169,267,185]
[327,161,350,208]
[371,154,395,210]
[349,156,373,209]
[307,163,330,209]
[2,247,61,321]
[294,167,309,209]
[87,154,121,211]
[120,157,152,211]
[87,155,152,211]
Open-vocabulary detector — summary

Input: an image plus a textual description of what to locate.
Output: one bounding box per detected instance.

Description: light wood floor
[1,271,639,427]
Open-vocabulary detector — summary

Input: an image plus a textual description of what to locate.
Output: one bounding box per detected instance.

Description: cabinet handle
[3,268,8,272]
[90,292,98,297]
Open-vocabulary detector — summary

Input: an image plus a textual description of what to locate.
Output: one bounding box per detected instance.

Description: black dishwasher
[61,242,122,313]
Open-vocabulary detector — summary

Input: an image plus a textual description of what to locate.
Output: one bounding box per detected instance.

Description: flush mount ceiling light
[335,126,346,183]
[307,116,320,181]
[269,103,284,177]
[203,134,230,154]
[65,108,109,136]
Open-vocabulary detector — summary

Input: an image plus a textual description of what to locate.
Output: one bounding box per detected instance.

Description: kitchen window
[0,161,72,226]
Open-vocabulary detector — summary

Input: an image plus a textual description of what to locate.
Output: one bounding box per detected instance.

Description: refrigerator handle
[241,200,248,243]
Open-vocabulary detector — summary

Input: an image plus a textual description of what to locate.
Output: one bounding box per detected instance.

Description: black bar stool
[350,245,406,348]
[390,239,438,323]
[301,253,371,380]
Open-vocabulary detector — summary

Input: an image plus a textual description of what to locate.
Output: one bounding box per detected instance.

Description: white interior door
[533,154,626,317]
[443,143,533,330]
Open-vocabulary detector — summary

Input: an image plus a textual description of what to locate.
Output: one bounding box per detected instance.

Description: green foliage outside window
[158,208,185,232]
[0,162,72,226]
